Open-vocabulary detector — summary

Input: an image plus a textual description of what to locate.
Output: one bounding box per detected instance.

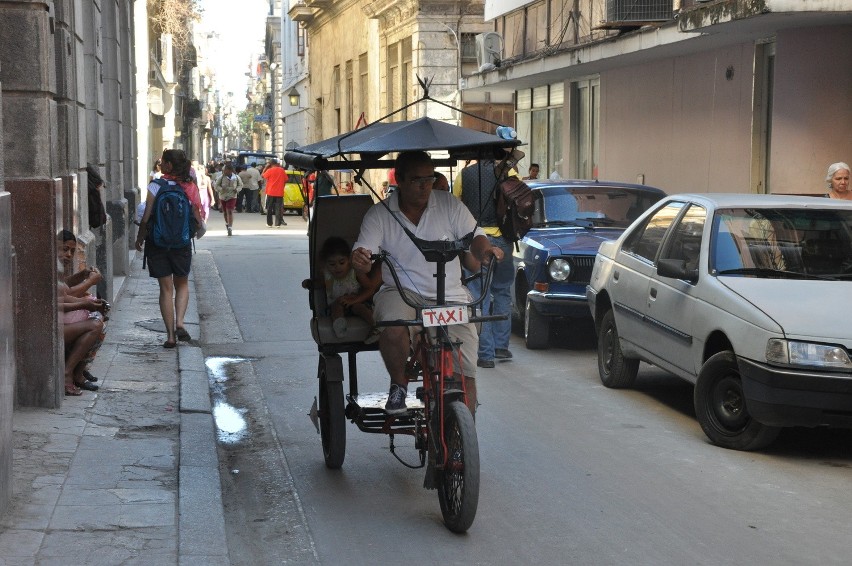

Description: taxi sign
[422,305,468,327]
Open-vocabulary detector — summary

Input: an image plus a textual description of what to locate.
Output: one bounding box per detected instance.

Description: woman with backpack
[134,149,203,348]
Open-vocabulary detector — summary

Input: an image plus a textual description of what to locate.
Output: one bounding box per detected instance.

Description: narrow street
[196,212,852,566]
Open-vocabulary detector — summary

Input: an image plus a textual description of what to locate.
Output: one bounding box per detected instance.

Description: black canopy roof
[284,116,520,171]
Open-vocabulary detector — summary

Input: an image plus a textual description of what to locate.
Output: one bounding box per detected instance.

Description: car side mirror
[657,258,699,282]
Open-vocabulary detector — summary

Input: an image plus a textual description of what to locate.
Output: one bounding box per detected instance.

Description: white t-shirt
[238,166,262,190]
[353,190,484,302]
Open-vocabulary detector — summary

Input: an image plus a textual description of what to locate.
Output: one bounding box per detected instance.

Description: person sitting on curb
[59,230,109,384]
[58,230,108,395]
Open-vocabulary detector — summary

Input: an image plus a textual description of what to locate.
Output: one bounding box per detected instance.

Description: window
[460,33,477,62]
[661,205,707,273]
[332,65,341,134]
[296,22,306,57]
[388,43,398,120]
[571,78,599,179]
[345,60,353,131]
[401,38,412,119]
[515,82,563,177]
[623,203,685,263]
[525,2,547,56]
[359,52,368,119]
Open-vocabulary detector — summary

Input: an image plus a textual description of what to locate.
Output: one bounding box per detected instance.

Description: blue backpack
[148,178,192,249]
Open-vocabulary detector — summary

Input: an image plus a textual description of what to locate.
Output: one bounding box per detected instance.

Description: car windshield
[532,186,662,229]
[712,208,852,279]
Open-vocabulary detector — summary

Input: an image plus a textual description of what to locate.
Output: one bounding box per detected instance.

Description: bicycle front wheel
[437,400,479,533]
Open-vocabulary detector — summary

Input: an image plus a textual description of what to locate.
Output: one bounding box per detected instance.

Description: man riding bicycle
[351,151,504,416]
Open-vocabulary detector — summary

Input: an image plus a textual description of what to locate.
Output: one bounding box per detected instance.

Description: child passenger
[304,236,379,342]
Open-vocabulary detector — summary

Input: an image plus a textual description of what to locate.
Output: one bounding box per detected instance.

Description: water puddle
[205,356,250,444]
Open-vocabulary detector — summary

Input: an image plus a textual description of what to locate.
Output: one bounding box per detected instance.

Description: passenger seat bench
[308,194,376,346]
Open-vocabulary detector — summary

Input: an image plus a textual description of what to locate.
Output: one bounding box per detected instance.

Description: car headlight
[548,259,571,281]
[766,339,852,371]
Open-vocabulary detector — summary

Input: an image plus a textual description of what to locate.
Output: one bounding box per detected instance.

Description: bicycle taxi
[285,86,521,533]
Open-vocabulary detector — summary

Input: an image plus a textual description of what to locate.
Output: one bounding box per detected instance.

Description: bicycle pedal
[405,360,422,379]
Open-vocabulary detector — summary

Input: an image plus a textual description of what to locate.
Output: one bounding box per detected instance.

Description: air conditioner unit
[606,0,672,22]
[475,32,502,70]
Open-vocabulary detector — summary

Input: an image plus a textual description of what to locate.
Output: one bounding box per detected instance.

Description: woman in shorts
[135,149,203,348]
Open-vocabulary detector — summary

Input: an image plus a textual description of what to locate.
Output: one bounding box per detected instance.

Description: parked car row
[510,180,666,348]
[510,182,852,451]
[586,194,852,450]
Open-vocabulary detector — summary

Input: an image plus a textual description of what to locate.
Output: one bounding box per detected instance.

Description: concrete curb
[177,272,229,565]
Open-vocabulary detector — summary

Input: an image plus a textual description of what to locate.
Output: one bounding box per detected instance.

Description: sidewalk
[0,253,228,565]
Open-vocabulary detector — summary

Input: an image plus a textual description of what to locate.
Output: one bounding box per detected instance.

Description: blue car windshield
[712,208,852,279]
[534,187,661,228]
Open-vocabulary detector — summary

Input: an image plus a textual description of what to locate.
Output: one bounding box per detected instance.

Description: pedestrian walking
[134,148,204,348]
[214,163,243,236]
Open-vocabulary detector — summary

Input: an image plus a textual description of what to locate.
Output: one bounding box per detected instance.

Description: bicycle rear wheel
[437,400,479,533]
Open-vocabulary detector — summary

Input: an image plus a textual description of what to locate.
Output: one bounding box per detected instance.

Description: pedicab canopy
[283,116,521,172]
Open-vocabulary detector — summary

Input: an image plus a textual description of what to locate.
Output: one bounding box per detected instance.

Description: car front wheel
[694,351,780,451]
[596,309,639,388]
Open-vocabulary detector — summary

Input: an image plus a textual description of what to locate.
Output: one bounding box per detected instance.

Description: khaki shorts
[373,286,478,377]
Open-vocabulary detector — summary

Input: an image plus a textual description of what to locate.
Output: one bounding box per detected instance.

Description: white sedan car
[586,194,852,450]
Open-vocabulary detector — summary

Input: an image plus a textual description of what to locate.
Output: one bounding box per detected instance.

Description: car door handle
[613,269,620,281]
[649,287,657,299]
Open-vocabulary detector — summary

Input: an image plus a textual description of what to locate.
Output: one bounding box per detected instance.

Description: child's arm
[341,267,382,306]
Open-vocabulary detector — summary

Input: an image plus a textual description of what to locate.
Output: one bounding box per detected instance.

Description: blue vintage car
[512,180,666,349]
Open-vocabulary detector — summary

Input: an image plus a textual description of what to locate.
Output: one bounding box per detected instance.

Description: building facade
[0,0,210,518]
[466,0,852,194]
[279,0,514,190]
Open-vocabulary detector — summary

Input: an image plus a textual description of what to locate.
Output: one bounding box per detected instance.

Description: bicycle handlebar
[371,248,502,318]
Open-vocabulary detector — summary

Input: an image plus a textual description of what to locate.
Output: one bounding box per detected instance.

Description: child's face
[325,254,351,279]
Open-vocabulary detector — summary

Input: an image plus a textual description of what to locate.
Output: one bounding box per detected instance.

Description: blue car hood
[534,229,624,255]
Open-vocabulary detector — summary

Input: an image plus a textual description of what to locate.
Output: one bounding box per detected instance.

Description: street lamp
[288,87,301,107]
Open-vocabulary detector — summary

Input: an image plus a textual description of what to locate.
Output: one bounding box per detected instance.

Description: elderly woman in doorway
[825,162,851,200]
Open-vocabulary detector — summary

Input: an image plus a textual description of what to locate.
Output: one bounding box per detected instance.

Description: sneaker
[477,359,495,369]
[226,225,232,237]
[332,317,347,337]
[385,384,407,415]
[495,348,513,359]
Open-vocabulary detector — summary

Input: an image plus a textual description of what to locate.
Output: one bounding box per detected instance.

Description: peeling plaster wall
[770,25,852,194]
[599,44,755,194]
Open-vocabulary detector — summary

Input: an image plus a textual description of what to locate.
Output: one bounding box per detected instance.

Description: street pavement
[0,253,229,565]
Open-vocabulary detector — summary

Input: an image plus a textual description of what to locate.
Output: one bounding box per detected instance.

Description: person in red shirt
[261,160,289,227]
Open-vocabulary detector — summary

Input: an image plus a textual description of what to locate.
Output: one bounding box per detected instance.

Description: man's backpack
[495,178,538,243]
[148,179,192,249]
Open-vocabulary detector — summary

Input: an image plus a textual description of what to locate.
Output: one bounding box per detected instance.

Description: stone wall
[0,190,14,516]
[1,1,65,408]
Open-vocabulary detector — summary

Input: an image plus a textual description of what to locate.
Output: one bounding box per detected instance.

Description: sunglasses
[409,175,437,187]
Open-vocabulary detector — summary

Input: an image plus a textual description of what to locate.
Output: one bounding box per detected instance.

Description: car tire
[596,309,639,388]
[524,299,550,350]
[511,277,527,336]
[694,351,781,451]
